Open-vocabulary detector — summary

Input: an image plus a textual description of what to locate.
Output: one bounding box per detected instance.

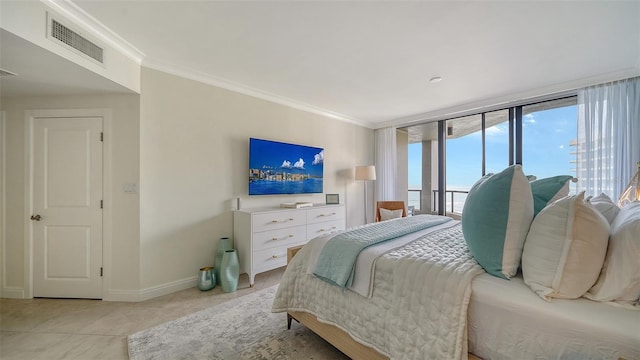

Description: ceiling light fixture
[429,76,443,83]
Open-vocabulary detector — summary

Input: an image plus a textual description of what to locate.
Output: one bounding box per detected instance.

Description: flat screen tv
[249,138,324,195]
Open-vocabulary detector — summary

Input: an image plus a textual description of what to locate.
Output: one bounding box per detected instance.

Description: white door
[32,116,103,299]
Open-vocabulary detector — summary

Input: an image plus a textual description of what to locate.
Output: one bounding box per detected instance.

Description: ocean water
[407,190,421,211]
[249,178,323,195]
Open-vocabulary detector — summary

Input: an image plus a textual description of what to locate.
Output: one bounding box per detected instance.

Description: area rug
[127,285,348,359]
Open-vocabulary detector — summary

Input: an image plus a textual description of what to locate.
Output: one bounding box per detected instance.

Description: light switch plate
[124,183,137,194]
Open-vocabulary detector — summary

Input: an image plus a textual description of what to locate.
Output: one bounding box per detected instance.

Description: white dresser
[234,204,345,285]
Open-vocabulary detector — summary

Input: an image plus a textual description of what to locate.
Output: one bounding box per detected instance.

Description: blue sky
[250,138,324,177]
[408,106,577,189]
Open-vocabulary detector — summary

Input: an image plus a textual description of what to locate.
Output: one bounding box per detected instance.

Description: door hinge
[100,132,104,142]
[100,200,103,209]
[100,267,103,277]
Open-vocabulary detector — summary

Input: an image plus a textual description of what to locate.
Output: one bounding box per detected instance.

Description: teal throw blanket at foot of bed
[313,215,452,287]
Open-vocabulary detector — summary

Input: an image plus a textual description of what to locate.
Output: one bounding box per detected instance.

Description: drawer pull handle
[271,218,294,223]
[320,226,337,232]
[319,212,337,217]
[272,255,278,259]
[271,234,295,241]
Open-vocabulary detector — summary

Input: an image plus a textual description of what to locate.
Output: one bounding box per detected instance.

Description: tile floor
[0,268,284,360]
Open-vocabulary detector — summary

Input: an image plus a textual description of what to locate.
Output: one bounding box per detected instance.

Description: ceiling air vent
[50,18,104,64]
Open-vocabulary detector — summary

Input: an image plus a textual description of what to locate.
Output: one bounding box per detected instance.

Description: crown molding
[41,0,145,64]
[41,1,376,129]
[142,57,375,129]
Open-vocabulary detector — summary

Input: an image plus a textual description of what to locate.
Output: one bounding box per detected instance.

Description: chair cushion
[379,208,404,221]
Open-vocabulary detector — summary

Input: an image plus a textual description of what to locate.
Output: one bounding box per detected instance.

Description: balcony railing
[433,190,469,214]
[407,189,422,212]
[407,189,469,214]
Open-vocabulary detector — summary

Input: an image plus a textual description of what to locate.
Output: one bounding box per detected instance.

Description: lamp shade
[618,161,640,207]
[355,165,376,181]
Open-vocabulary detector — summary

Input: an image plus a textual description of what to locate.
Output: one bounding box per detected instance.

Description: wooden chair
[375,201,407,222]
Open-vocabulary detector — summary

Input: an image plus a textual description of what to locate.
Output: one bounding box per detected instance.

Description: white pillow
[521,192,610,301]
[585,202,640,305]
[379,208,403,221]
[587,192,620,224]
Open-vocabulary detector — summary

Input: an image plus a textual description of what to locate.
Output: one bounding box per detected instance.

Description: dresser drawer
[235,204,345,286]
[252,245,292,273]
[307,219,345,240]
[252,210,306,232]
[253,225,307,251]
[307,206,345,224]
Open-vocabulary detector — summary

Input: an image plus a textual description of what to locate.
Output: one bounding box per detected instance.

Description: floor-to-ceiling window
[522,98,578,193]
[403,95,578,217]
[445,114,482,214]
[407,121,440,214]
[484,109,511,175]
[408,142,422,212]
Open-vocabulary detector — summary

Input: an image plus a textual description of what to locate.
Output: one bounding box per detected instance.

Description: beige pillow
[522,192,610,301]
[587,192,620,224]
[585,202,640,305]
[379,208,403,221]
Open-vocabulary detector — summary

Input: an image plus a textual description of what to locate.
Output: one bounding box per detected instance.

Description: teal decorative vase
[220,249,239,293]
[214,237,233,286]
[197,267,215,291]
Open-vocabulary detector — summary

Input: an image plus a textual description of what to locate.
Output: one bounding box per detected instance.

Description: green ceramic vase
[220,249,239,293]
[214,237,232,286]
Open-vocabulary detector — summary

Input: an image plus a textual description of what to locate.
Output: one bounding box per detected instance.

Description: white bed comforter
[272,223,485,360]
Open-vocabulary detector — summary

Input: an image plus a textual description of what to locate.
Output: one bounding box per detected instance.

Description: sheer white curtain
[374,127,397,203]
[577,76,640,199]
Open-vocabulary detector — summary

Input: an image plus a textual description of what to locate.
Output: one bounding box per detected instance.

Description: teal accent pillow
[530,175,573,216]
[462,165,534,279]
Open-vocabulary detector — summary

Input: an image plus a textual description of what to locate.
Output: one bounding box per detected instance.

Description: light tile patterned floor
[0,268,284,360]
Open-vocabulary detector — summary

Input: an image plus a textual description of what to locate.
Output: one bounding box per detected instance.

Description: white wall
[0,94,141,298]
[0,67,374,300]
[0,1,140,93]
[138,67,374,290]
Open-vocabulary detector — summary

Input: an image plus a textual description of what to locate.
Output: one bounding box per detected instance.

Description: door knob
[30,214,41,221]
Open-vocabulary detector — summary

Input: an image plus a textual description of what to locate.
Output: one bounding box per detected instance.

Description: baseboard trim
[1,278,198,302]
[105,276,197,302]
[1,286,26,299]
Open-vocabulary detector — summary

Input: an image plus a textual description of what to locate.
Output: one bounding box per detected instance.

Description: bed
[272,167,640,359]
[272,214,639,360]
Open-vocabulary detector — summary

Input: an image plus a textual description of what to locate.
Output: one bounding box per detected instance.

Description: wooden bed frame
[287,311,481,360]
[285,245,482,360]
